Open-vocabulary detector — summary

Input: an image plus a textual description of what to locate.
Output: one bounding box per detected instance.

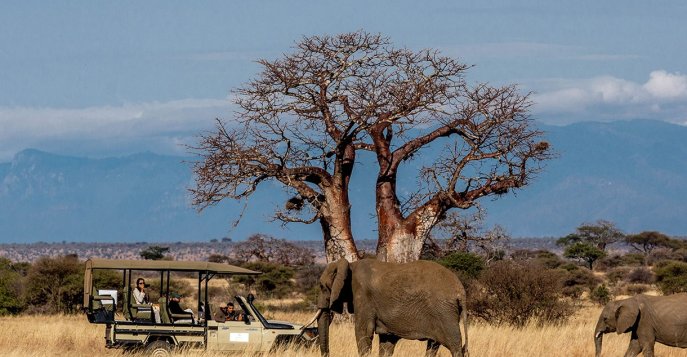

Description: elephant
[313,258,468,357]
[594,293,687,357]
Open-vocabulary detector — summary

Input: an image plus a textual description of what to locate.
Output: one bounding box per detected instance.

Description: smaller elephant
[594,293,687,357]
[315,258,468,357]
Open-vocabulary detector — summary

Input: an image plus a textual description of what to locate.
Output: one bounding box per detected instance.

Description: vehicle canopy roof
[83,258,261,306]
[85,258,261,275]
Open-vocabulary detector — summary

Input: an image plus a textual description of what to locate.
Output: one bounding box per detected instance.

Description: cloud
[0,98,235,161]
[532,70,687,125]
[643,70,687,99]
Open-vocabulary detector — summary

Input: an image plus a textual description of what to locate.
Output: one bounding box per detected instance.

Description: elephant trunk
[594,330,604,357]
[318,309,331,357]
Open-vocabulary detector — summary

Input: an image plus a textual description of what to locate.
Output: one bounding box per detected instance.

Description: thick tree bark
[320,189,359,262]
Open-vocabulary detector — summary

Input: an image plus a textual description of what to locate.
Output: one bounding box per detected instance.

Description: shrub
[232,262,295,298]
[470,260,574,327]
[620,253,647,267]
[614,283,651,296]
[437,252,485,280]
[654,260,687,294]
[626,267,655,284]
[295,264,326,306]
[24,255,83,314]
[590,285,612,306]
[605,267,632,285]
[559,267,600,292]
[0,258,26,315]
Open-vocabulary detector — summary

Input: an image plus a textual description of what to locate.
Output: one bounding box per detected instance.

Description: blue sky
[1,1,686,161]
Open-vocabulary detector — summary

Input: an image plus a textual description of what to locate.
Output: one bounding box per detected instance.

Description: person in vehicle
[214,301,243,322]
[168,292,194,324]
[132,278,161,323]
[133,278,149,304]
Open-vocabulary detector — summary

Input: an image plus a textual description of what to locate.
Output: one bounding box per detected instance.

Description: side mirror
[247,293,255,303]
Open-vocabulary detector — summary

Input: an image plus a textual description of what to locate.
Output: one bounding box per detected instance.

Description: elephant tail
[460,299,468,357]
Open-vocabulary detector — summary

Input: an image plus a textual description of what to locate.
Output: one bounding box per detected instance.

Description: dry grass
[1,307,686,357]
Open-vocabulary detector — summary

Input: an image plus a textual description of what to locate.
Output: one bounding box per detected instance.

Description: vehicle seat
[123,286,152,322]
[158,297,172,324]
[165,298,194,324]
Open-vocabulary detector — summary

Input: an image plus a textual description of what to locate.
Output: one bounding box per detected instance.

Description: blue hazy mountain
[1,119,686,243]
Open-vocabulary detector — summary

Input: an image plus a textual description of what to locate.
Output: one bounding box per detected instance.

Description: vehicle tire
[145,340,173,357]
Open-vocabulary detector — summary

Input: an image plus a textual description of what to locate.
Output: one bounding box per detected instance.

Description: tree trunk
[320,187,359,263]
[376,203,443,263]
[375,159,444,262]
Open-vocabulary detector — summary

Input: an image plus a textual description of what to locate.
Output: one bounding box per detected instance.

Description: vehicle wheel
[145,340,173,357]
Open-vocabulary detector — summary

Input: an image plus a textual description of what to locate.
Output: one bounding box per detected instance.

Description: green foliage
[139,246,170,260]
[624,231,673,254]
[470,260,574,327]
[0,258,26,315]
[232,262,295,298]
[654,260,687,294]
[590,285,612,306]
[557,220,624,251]
[563,242,606,269]
[558,266,601,298]
[294,264,325,307]
[437,251,486,279]
[24,255,83,314]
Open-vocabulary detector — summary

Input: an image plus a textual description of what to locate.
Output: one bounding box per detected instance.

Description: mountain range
[1,119,686,243]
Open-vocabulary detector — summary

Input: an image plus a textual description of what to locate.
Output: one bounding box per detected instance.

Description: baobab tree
[191,31,552,263]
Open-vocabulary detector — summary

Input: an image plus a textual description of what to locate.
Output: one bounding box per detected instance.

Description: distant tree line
[2,221,687,328]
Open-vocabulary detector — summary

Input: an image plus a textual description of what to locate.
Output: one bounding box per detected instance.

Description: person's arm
[132,289,145,304]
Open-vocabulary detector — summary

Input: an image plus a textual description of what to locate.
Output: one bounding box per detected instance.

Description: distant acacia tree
[557,220,624,252]
[140,246,170,260]
[624,231,674,254]
[563,242,606,270]
[192,31,551,263]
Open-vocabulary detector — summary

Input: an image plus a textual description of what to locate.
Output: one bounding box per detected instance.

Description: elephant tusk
[595,332,602,339]
[300,309,322,330]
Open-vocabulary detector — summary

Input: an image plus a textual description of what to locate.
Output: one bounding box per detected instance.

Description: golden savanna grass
[1,307,686,357]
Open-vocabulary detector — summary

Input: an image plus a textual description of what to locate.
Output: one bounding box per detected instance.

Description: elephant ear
[329,258,351,314]
[615,298,640,333]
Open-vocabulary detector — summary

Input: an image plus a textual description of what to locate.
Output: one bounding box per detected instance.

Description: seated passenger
[214,301,243,322]
[133,278,161,323]
[168,292,194,324]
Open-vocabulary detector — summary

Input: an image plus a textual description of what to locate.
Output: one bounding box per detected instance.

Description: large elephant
[594,293,687,357]
[313,258,468,357]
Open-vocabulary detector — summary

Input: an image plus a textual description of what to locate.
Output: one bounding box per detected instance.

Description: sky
[1,1,687,162]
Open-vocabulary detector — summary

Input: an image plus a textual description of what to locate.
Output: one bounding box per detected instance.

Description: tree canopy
[192,31,552,262]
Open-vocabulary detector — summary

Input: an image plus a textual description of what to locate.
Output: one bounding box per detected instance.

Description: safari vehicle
[83,258,318,355]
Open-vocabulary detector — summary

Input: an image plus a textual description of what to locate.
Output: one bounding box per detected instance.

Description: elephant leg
[355,318,374,356]
[426,339,441,357]
[640,341,655,357]
[623,337,642,357]
[379,334,399,357]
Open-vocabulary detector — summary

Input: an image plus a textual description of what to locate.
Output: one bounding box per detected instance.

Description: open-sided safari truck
[83,258,318,355]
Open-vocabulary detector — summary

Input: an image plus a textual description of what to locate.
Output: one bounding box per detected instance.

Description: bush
[590,285,612,306]
[620,253,647,266]
[626,267,655,284]
[0,258,26,315]
[605,267,632,285]
[232,262,295,298]
[470,260,574,327]
[614,283,651,296]
[654,260,687,294]
[24,255,83,314]
[437,252,485,280]
[295,264,326,306]
[559,267,601,294]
